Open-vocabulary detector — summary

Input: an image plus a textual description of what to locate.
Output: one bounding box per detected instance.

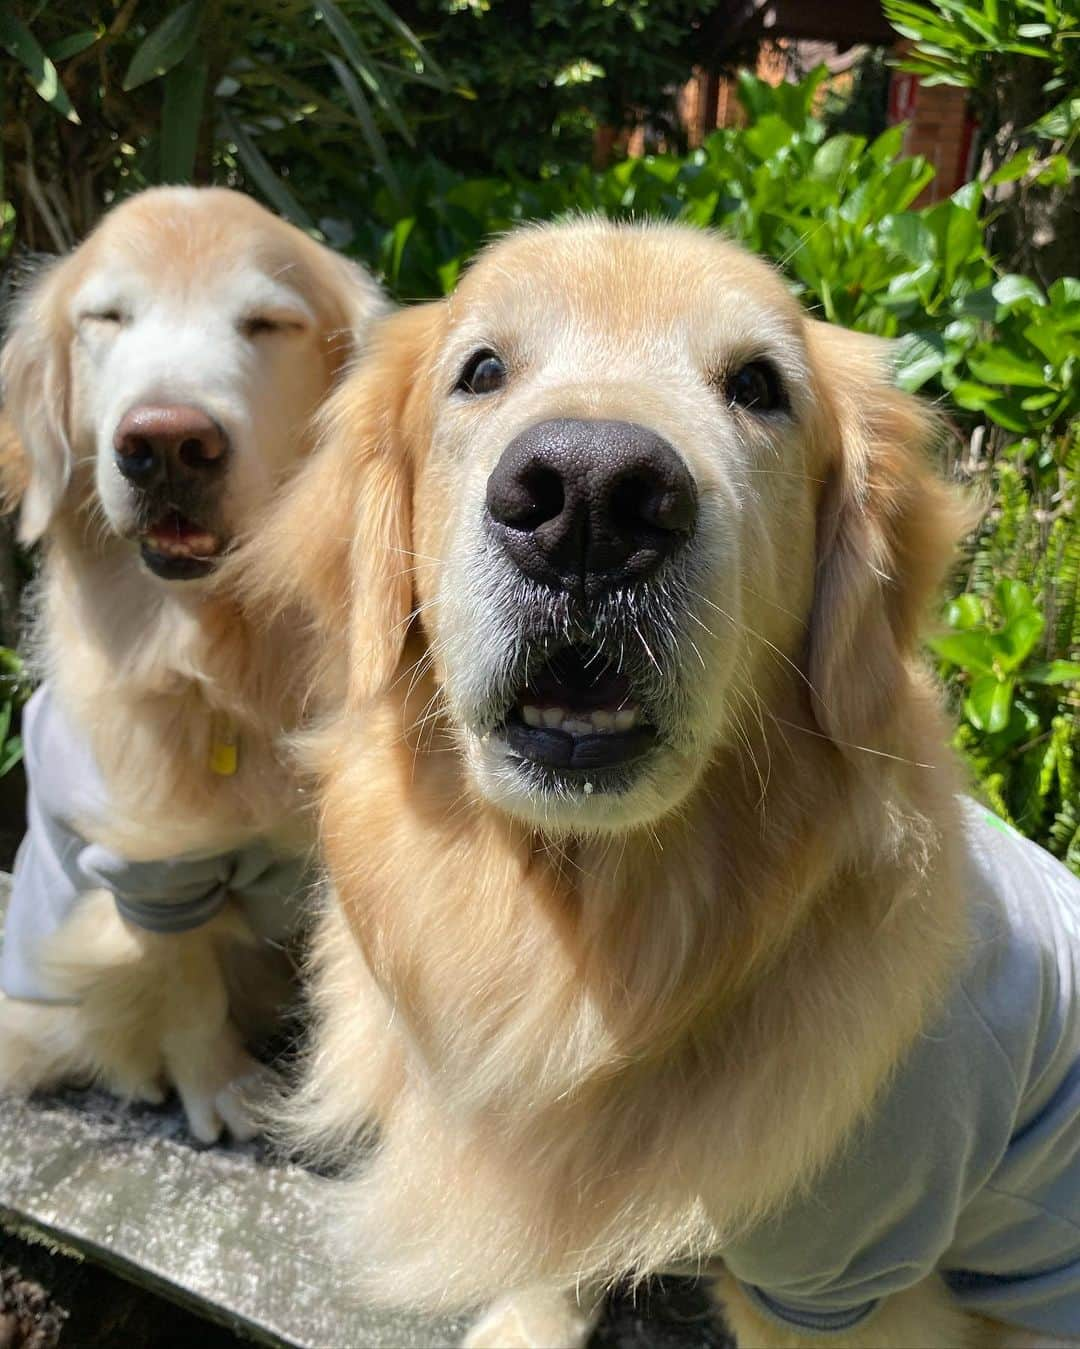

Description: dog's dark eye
[726,360,787,414]
[241,316,284,337]
[82,309,124,325]
[456,350,507,396]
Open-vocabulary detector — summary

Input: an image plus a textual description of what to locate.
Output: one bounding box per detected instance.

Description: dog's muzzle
[113,403,229,580]
[484,419,697,783]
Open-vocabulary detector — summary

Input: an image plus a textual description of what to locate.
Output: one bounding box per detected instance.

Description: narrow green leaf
[314,0,414,146]
[0,734,23,777]
[123,1,203,91]
[0,12,80,122]
[47,28,102,62]
[220,109,316,232]
[354,0,450,83]
[160,50,208,182]
[325,52,401,199]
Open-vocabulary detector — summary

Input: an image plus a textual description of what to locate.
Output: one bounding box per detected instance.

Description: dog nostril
[613,471,696,535]
[179,437,208,469]
[116,436,156,478]
[487,463,565,531]
[516,466,564,529]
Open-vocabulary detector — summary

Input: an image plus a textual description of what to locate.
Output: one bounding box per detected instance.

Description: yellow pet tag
[210,711,239,776]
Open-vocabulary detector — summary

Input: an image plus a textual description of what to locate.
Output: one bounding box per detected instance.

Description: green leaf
[996,578,1035,621]
[881,212,936,265]
[354,0,449,83]
[950,380,1003,410]
[1026,660,1080,685]
[160,50,207,182]
[47,28,102,62]
[1049,277,1080,305]
[966,674,1015,733]
[928,629,996,673]
[944,593,984,630]
[988,147,1036,184]
[810,135,863,184]
[123,1,203,91]
[220,109,316,232]
[895,331,945,390]
[966,346,1048,387]
[0,734,23,777]
[0,12,80,122]
[992,274,1046,309]
[1035,154,1072,186]
[325,53,401,200]
[1031,97,1080,139]
[315,0,414,147]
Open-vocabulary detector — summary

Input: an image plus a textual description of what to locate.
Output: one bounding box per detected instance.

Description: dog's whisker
[767,714,937,769]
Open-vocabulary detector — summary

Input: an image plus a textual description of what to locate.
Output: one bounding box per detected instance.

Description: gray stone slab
[0,873,730,1348]
[0,1086,467,1348]
[0,872,464,1347]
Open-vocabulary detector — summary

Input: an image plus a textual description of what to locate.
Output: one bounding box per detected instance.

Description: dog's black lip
[502,717,657,771]
[138,543,218,581]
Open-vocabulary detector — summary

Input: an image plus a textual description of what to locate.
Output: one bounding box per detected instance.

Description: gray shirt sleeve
[721,804,1080,1339]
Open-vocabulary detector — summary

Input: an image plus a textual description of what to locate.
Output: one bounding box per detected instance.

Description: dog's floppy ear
[1,258,75,544]
[804,321,969,755]
[236,302,444,709]
[301,240,391,383]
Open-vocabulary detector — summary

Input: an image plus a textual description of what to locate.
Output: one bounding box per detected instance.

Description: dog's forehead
[452,222,802,348]
[75,189,314,310]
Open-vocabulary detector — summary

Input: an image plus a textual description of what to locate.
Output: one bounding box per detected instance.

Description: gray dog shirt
[1,684,312,1003]
[723,800,1080,1338]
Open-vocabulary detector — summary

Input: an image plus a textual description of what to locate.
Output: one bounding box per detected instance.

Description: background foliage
[2,1,1078,868]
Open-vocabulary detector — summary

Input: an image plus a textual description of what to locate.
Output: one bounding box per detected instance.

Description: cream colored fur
[0,187,384,1139]
[241,220,1048,1344]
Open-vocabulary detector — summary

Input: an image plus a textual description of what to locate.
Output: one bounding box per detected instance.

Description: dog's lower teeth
[518,704,640,735]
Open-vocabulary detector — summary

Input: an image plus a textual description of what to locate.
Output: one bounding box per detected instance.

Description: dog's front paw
[463,1288,599,1349]
[165,1031,279,1144]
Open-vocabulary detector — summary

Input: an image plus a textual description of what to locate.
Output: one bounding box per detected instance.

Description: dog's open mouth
[501,644,657,774]
[140,510,224,580]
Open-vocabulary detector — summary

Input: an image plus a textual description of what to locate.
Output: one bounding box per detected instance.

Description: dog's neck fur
[35,522,310,858]
[298,663,966,1305]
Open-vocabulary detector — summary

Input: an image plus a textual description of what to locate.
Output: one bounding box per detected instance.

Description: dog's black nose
[114,405,228,485]
[485,418,697,594]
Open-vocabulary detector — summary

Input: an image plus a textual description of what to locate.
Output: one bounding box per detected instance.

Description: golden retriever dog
[0,186,385,1141]
[244,220,1080,1347]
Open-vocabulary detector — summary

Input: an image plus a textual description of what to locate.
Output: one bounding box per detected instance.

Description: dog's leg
[715,1271,979,1348]
[462,1285,603,1349]
[0,890,275,1141]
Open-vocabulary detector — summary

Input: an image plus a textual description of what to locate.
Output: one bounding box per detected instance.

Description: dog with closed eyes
[0,186,385,1141]
[242,219,1080,1347]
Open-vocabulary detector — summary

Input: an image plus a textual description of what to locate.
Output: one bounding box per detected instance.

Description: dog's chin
[465,730,698,833]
